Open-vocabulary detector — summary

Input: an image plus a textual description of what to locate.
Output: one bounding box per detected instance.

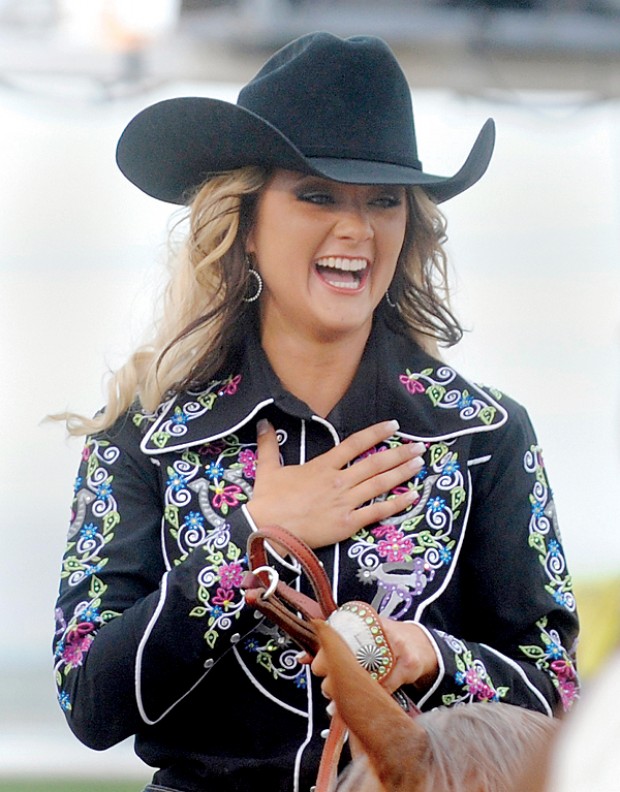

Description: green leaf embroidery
[427,384,446,406]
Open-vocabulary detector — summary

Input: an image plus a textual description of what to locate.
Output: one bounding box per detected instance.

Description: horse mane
[314,620,558,792]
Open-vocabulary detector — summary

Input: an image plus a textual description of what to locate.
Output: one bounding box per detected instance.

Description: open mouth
[314,256,369,291]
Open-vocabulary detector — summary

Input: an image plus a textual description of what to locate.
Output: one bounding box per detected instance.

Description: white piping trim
[300,420,307,464]
[293,665,314,792]
[413,468,473,622]
[135,572,211,725]
[411,622,445,709]
[233,645,308,717]
[311,414,341,446]
[140,398,276,455]
[480,642,554,717]
[244,504,300,574]
[468,455,492,466]
[160,516,172,572]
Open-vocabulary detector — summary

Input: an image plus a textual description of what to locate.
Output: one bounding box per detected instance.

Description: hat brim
[116,97,495,205]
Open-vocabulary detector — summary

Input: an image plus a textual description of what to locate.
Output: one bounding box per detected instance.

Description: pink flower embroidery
[62,629,95,668]
[81,445,91,462]
[399,371,425,394]
[211,483,244,510]
[377,529,414,562]
[239,449,257,478]
[219,374,242,396]
[219,562,244,589]
[212,587,237,609]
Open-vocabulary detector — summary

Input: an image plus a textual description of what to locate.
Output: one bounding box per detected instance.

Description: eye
[370,193,403,209]
[296,190,335,206]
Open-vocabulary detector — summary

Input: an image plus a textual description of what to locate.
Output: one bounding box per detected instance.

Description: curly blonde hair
[59,167,461,435]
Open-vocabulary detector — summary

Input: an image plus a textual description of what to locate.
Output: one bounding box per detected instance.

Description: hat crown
[237,33,421,168]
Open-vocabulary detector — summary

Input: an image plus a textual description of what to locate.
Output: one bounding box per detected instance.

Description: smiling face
[246,170,408,348]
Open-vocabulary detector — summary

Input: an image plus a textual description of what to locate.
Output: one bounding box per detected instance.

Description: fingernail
[387,419,400,432]
[406,489,420,503]
[326,701,336,718]
[409,456,424,472]
[411,441,426,454]
[257,418,270,436]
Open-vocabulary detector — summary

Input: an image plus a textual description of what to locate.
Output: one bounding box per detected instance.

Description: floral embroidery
[520,617,578,712]
[188,525,247,649]
[160,434,260,649]
[437,632,509,706]
[349,438,463,618]
[524,445,576,613]
[243,622,305,685]
[54,575,121,710]
[54,437,125,712]
[163,437,255,556]
[398,367,499,425]
[146,375,244,448]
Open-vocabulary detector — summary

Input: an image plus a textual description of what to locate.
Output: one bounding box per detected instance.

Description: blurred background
[2,0,620,788]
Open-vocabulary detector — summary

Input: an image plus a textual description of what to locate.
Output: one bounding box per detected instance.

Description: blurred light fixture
[57,0,181,52]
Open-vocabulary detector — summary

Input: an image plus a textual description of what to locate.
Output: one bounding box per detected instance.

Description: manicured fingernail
[387,419,400,432]
[257,418,270,436]
[409,456,424,472]
[411,441,426,454]
[326,701,336,717]
[406,489,420,503]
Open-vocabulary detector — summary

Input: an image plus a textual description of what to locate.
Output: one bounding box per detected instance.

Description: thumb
[255,419,281,472]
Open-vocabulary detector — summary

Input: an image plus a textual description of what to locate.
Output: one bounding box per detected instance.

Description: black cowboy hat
[116,32,495,205]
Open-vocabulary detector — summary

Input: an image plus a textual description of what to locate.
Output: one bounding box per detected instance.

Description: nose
[333,203,374,241]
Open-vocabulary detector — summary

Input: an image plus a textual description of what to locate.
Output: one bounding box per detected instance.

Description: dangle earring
[385,290,397,308]
[243,254,263,303]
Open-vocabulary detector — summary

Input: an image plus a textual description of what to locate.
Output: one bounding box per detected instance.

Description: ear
[313,620,429,791]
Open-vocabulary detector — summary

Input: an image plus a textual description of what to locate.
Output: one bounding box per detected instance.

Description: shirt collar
[140,316,507,455]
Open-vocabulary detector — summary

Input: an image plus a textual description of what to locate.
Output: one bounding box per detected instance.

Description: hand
[377,619,439,693]
[310,619,439,700]
[246,419,425,548]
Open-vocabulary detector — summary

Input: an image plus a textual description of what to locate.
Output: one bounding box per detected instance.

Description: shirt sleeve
[52,412,262,750]
[415,397,579,716]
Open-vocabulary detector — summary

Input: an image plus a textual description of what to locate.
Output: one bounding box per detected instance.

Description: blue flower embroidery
[531,501,545,518]
[205,462,225,481]
[439,547,453,565]
[167,472,188,491]
[80,605,100,623]
[184,511,205,530]
[96,481,113,501]
[58,691,71,712]
[442,460,460,475]
[428,496,446,512]
[80,523,98,540]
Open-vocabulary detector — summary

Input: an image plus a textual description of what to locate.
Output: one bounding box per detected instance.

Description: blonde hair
[58,169,461,436]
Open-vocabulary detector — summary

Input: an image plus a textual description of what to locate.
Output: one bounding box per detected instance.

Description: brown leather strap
[247,525,338,617]
[242,525,420,791]
[314,712,348,792]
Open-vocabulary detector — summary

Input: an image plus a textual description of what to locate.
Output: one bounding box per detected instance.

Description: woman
[53,32,579,792]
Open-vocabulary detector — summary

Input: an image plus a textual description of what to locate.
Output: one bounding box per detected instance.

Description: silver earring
[243,263,263,303]
[385,290,397,308]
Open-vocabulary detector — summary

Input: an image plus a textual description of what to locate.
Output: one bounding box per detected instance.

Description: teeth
[315,257,367,272]
[325,280,359,290]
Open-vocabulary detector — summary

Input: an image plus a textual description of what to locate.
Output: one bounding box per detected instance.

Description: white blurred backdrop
[1,3,620,781]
